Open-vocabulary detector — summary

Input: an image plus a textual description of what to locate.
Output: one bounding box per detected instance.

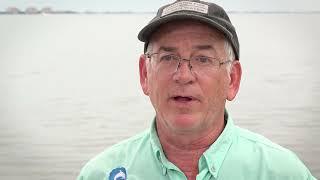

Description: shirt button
[162,166,167,175]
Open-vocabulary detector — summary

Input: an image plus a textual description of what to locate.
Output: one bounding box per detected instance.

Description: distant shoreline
[1,11,320,15]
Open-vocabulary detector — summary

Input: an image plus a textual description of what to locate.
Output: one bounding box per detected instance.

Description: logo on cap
[108,167,127,180]
[162,1,209,17]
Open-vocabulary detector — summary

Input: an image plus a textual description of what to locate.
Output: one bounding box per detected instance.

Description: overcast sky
[1,0,320,12]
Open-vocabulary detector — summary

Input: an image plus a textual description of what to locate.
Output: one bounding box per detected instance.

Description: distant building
[25,7,39,14]
[41,7,53,14]
[6,7,21,14]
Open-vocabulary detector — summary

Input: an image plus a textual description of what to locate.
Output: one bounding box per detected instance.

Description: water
[0,13,319,179]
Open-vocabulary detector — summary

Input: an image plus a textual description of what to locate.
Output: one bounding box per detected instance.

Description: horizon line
[1,10,320,14]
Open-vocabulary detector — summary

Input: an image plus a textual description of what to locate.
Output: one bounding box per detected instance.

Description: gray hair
[224,39,235,61]
[146,42,153,54]
[224,39,235,73]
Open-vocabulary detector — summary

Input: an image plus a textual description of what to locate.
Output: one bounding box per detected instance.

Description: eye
[194,56,212,64]
[159,54,178,62]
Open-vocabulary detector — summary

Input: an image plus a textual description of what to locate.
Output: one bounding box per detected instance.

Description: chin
[169,114,201,131]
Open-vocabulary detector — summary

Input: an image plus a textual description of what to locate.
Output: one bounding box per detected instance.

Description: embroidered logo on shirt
[108,167,127,180]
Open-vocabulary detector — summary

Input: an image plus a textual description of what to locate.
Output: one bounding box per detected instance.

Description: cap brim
[138,13,233,43]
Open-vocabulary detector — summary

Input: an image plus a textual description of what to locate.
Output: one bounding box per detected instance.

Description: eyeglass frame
[145,52,232,74]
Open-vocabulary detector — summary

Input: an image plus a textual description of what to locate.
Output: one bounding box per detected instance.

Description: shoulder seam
[108,129,149,149]
[235,126,290,153]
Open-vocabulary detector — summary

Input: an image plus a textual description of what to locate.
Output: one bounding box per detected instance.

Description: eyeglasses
[145,52,231,75]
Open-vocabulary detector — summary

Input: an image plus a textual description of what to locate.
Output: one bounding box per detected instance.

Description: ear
[227,61,242,101]
[139,54,149,95]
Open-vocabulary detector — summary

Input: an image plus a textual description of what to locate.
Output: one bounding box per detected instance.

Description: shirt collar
[149,110,236,177]
[202,110,235,178]
[149,117,162,163]
[149,117,180,174]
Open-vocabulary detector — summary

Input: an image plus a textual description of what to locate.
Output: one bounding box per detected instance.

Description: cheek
[199,73,229,104]
[147,67,160,93]
[147,70,168,106]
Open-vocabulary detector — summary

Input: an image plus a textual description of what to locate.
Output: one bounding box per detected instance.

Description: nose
[172,59,196,84]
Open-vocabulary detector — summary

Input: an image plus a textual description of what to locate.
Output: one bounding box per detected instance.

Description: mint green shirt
[77,113,316,180]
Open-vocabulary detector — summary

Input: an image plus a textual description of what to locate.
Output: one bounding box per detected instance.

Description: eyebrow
[158,46,177,52]
[193,45,214,50]
[157,44,215,52]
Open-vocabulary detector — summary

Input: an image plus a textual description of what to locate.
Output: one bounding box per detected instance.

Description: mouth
[172,96,195,103]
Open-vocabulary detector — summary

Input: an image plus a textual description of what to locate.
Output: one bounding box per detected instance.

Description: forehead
[150,20,225,45]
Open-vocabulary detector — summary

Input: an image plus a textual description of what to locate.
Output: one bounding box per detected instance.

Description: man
[78,0,316,179]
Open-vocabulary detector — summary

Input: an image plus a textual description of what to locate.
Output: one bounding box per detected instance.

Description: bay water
[0,13,319,179]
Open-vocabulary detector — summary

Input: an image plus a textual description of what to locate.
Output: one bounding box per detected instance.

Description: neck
[156,116,225,180]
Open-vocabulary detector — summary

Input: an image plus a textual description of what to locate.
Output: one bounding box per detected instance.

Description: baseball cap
[138,0,240,60]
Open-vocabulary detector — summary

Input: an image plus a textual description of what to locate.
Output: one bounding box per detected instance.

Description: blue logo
[108,167,127,180]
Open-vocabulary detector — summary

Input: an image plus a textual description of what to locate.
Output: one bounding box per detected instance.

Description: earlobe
[139,54,149,95]
[227,61,242,101]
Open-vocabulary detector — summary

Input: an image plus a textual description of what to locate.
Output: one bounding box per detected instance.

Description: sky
[1,0,320,12]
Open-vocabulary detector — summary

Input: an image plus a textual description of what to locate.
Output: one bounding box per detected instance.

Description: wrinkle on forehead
[157,44,216,53]
[148,20,227,59]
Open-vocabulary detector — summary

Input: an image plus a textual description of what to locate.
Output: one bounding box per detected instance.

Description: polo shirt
[77,112,316,180]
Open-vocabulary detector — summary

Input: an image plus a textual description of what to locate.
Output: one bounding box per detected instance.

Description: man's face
[139,21,241,134]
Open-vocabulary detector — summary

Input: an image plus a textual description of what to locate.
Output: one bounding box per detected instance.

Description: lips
[169,94,199,108]
[173,96,193,102]
[170,94,200,104]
